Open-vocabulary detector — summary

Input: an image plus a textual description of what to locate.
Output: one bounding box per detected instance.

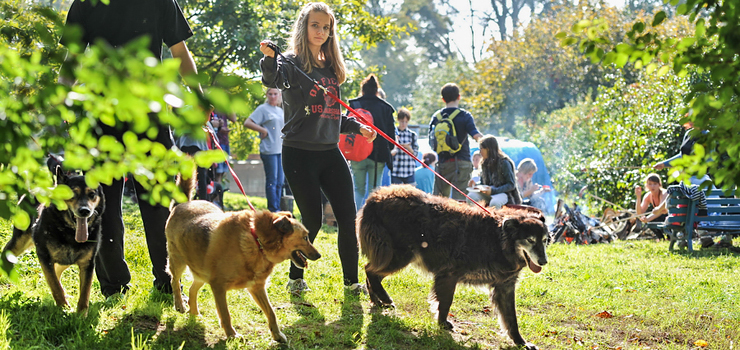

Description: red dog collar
[250,227,263,251]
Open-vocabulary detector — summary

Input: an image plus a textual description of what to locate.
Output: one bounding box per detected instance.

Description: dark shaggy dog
[357,185,548,350]
[2,168,104,316]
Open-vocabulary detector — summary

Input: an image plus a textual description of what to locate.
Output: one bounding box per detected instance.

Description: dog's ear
[47,155,67,185]
[502,218,520,232]
[276,211,293,218]
[533,211,545,223]
[54,163,68,185]
[504,204,545,223]
[272,215,293,234]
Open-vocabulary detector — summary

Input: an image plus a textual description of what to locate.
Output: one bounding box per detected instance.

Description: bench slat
[705,198,740,205]
[694,214,740,221]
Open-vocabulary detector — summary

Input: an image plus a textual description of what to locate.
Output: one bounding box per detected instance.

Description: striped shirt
[391,128,419,178]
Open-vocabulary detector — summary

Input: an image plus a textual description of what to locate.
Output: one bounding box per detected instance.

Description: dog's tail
[172,167,196,210]
[2,226,35,261]
[357,201,395,274]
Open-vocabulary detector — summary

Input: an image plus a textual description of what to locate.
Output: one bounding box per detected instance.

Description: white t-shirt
[248,103,284,155]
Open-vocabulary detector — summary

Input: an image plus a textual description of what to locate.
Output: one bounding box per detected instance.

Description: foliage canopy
[560,0,740,190]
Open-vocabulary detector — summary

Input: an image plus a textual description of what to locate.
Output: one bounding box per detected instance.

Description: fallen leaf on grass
[595,311,614,318]
[694,339,708,347]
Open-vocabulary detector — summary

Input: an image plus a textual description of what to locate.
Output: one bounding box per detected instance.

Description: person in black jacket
[653,121,711,186]
[348,74,397,210]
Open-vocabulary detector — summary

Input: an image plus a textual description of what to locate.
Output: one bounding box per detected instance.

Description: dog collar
[250,227,263,251]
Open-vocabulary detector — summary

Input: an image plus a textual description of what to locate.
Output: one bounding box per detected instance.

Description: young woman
[243,88,285,213]
[467,135,522,207]
[259,2,375,295]
[635,173,669,239]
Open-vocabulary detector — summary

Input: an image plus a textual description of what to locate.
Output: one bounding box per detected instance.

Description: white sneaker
[287,278,310,295]
[345,283,368,295]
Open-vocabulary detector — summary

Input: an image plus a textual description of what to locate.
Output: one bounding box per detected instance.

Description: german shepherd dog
[357,185,548,350]
[1,167,104,316]
[165,197,321,341]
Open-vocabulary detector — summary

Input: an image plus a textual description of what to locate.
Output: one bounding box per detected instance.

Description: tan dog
[165,200,321,341]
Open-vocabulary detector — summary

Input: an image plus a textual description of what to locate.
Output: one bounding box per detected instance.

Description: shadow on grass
[272,289,366,348]
[0,291,103,348]
[0,288,224,349]
[671,240,740,257]
[365,307,484,350]
[100,290,224,349]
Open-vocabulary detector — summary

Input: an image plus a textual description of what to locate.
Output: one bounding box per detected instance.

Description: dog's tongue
[76,217,88,243]
[528,259,542,274]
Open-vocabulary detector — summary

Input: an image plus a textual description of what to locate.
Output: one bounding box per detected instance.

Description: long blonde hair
[289,2,346,84]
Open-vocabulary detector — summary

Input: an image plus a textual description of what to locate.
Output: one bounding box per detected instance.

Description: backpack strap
[447,108,461,120]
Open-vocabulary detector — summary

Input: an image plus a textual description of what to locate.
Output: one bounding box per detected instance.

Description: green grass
[0,192,739,349]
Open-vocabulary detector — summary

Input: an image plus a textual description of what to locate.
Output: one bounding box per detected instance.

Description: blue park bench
[649,186,740,252]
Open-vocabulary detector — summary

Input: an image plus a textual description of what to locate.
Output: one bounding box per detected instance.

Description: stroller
[194,164,224,209]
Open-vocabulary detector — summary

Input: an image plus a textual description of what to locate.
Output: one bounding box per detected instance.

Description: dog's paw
[273,331,287,343]
[521,342,538,350]
[368,293,394,308]
[439,320,454,330]
[224,329,241,338]
[174,303,186,313]
[76,307,89,317]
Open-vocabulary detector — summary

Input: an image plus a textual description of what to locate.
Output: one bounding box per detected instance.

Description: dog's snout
[78,207,91,217]
[309,251,321,261]
[538,258,548,266]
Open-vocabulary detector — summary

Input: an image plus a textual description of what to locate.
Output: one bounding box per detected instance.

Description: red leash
[317,86,491,215]
[205,126,256,212]
[262,43,489,213]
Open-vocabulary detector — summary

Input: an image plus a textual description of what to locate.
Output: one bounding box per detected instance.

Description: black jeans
[95,123,173,296]
[282,146,359,286]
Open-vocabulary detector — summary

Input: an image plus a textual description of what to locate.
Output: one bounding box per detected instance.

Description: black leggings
[282,146,359,285]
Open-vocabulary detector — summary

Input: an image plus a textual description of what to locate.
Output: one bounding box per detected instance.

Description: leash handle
[263,41,291,90]
[263,41,489,214]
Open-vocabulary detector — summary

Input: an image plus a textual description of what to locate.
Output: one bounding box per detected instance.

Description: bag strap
[447,108,461,120]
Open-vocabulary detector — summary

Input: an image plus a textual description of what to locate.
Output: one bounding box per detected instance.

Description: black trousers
[95,123,173,296]
[282,146,359,285]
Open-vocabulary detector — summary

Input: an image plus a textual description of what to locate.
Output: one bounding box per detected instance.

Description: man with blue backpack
[429,83,483,201]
